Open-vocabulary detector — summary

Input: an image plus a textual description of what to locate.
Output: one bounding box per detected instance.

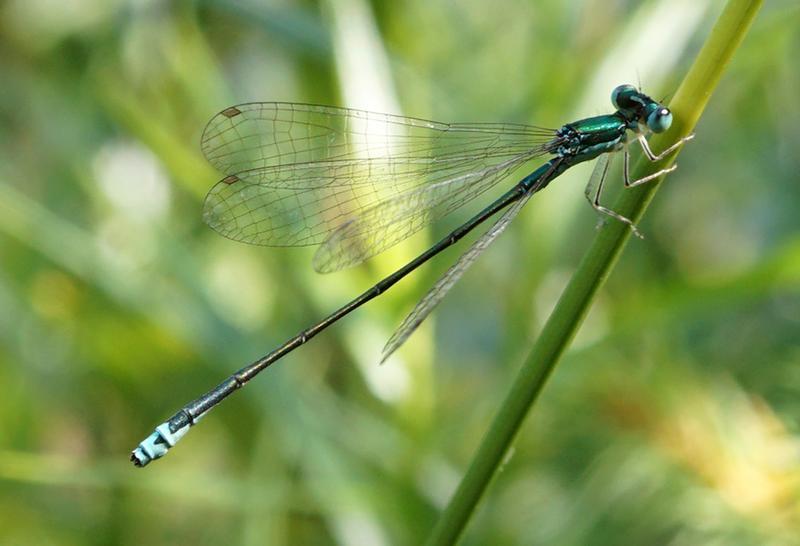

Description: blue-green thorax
[555,85,673,166]
[557,113,629,164]
[519,85,673,193]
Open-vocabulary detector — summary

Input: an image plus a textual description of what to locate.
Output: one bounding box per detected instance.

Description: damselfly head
[611,84,672,134]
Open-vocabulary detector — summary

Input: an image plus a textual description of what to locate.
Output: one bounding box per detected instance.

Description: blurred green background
[1,0,798,544]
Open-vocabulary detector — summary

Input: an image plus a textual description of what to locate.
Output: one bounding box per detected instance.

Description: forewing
[202,103,557,250]
[381,190,535,362]
[201,102,553,178]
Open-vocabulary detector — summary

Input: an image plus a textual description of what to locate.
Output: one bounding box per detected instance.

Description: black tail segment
[131,175,530,467]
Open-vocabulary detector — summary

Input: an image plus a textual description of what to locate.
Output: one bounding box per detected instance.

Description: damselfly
[132,85,693,466]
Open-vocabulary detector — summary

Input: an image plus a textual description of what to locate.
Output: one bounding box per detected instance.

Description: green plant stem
[424,0,764,544]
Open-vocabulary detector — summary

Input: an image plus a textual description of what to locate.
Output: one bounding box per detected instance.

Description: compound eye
[646,106,672,133]
[611,84,637,110]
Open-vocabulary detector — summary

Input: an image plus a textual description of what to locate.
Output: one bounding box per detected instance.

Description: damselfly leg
[584,154,645,238]
[623,133,695,188]
[586,132,695,236]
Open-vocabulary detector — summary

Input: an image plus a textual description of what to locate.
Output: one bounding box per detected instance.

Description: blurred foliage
[0,0,798,545]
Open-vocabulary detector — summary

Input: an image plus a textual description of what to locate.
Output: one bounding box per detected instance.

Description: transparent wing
[381,189,535,362]
[201,103,559,250]
[311,153,534,273]
[201,102,554,177]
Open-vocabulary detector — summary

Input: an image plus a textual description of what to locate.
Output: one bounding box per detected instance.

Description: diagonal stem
[424,0,764,544]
